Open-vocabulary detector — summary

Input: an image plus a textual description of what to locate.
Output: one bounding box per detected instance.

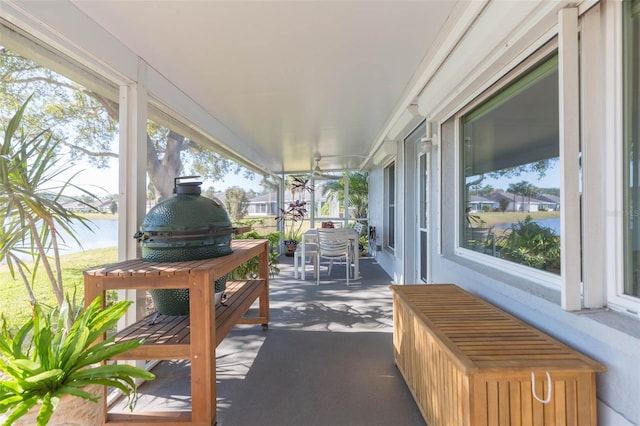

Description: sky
[476,162,561,192]
[60,159,261,197]
[61,155,561,197]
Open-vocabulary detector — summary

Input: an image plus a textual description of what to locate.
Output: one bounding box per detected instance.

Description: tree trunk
[147,130,186,202]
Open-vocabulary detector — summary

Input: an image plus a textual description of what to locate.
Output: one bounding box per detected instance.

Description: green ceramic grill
[134,176,233,315]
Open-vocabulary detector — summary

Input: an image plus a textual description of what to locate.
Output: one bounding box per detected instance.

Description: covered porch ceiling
[66,1,456,176]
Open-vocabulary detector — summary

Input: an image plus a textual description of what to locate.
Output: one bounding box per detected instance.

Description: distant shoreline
[80,212,117,220]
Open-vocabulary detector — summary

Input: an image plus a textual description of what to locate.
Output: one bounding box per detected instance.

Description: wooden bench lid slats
[457,343,571,352]
[456,342,560,349]
[390,284,606,373]
[473,360,604,372]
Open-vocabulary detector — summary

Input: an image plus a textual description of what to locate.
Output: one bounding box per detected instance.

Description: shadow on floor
[111,256,426,426]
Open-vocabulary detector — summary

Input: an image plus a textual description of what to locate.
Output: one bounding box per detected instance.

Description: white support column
[343,173,350,228]
[278,175,286,251]
[310,176,316,229]
[580,5,606,309]
[558,8,582,311]
[118,58,148,326]
[118,59,148,262]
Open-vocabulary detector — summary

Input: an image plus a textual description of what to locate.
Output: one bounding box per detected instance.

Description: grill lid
[133,176,233,257]
[136,176,232,235]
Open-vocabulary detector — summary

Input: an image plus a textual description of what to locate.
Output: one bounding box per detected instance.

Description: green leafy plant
[229,230,282,279]
[321,172,369,219]
[496,216,560,273]
[0,95,99,308]
[276,176,314,247]
[0,296,155,425]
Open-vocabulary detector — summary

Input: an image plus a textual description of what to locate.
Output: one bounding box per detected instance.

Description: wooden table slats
[84,239,270,425]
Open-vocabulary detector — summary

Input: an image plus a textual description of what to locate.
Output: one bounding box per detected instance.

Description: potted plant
[276,177,314,256]
[0,295,155,425]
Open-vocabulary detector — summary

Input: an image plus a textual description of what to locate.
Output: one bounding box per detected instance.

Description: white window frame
[453,42,563,291]
[580,4,606,310]
[605,0,640,315]
[384,160,396,251]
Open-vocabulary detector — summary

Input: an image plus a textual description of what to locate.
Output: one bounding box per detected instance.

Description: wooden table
[84,239,269,425]
[390,284,605,426]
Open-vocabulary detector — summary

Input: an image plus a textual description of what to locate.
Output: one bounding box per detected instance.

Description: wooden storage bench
[390,284,605,426]
[84,239,269,425]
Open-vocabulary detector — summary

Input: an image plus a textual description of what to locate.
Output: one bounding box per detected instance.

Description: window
[624,0,640,298]
[419,153,428,281]
[460,54,561,274]
[385,162,396,249]
[0,40,121,320]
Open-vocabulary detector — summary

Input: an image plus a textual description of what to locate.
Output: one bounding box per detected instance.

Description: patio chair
[294,242,318,279]
[316,228,352,285]
[353,222,364,235]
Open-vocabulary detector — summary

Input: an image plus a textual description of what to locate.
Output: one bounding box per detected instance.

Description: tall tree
[224,186,249,221]
[508,181,537,212]
[498,198,510,213]
[321,172,368,218]
[478,184,495,197]
[0,46,252,202]
[522,183,539,212]
[508,182,524,212]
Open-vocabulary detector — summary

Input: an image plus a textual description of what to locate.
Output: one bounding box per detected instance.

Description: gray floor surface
[111,255,426,426]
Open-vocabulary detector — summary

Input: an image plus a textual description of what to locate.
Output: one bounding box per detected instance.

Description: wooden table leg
[189,272,215,424]
[258,242,269,329]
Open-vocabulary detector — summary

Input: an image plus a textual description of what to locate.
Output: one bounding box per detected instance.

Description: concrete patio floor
[112,254,426,426]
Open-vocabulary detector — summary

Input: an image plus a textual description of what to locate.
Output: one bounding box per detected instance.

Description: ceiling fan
[309,152,343,180]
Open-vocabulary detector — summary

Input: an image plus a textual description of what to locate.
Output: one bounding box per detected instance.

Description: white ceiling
[70,1,456,175]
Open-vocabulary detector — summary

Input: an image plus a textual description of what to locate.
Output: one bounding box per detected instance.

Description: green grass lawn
[0,247,118,332]
[473,210,559,227]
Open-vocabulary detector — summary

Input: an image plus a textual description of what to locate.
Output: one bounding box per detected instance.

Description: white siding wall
[370,1,640,424]
[368,167,396,279]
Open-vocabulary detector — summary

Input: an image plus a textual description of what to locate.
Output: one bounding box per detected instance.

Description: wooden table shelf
[390,284,605,426]
[110,279,267,361]
[84,239,270,426]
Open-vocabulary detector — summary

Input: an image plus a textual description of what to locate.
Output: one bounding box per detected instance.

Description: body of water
[59,218,118,253]
[4,219,118,262]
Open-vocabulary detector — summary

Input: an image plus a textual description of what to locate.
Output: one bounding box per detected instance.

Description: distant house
[488,191,521,212]
[487,191,558,212]
[536,193,561,211]
[467,195,495,212]
[245,185,341,220]
[98,199,116,213]
[246,192,278,216]
[61,200,93,213]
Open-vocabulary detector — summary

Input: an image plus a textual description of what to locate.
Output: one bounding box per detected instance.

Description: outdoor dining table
[300,228,360,280]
